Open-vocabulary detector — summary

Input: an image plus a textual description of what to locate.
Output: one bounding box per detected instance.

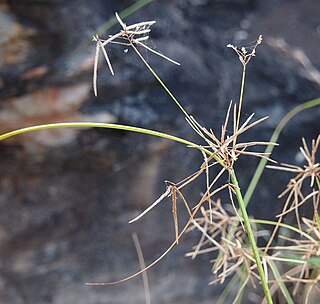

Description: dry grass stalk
[127,99,276,294]
[188,102,277,170]
[186,199,267,287]
[132,233,151,304]
[93,12,180,96]
[266,136,320,250]
[90,19,278,301]
[262,216,320,299]
[227,35,263,67]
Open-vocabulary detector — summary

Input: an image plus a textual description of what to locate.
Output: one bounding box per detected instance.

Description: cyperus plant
[0,12,320,304]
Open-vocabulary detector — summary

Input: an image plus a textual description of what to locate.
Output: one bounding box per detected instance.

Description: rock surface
[0,0,319,303]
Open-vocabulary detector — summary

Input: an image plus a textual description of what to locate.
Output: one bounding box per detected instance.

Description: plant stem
[244,97,320,206]
[236,65,246,133]
[267,260,294,304]
[130,43,190,119]
[0,122,197,148]
[233,65,246,148]
[216,273,239,304]
[230,169,273,304]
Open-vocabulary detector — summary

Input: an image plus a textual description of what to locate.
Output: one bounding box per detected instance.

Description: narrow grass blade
[244,97,320,206]
[132,233,151,304]
[266,259,294,304]
[0,122,199,149]
[216,273,240,304]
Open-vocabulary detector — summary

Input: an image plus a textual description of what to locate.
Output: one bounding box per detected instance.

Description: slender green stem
[230,169,273,304]
[216,97,319,302]
[216,273,239,304]
[232,274,249,304]
[0,122,196,147]
[130,43,227,170]
[244,97,320,206]
[236,65,246,133]
[130,43,190,119]
[233,65,246,148]
[267,259,294,304]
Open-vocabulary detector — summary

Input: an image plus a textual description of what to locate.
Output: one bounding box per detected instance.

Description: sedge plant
[0,12,320,304]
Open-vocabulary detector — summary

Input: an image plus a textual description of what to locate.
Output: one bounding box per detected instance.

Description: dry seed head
[267,136,320,231]
[227,35,263,66]
[188,102,276,170]
[92,13,180,96]
[186,199,266,286]
[269,219,320,298]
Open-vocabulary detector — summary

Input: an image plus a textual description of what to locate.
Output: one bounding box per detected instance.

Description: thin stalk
[130,43,190,119]
[236,65,246,133]
[130,42,226,170]
[244,97,320,206]
[132,233,151,304]
[218,98,320,273]
[233,65,246,147]
[267,259,294,304]
[216,273,239,304]
[0,123,273,302]
[0,122,199,149]
[233,265,248,304]
[230,169,273,304]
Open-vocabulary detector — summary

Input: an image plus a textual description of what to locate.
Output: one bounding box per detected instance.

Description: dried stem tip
[227,35,263,66]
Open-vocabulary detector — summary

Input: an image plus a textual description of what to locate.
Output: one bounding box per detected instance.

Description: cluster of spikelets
[186,200,261,286]
[185,135,320,302]
[90,13,320,303]
[92,12,179,97]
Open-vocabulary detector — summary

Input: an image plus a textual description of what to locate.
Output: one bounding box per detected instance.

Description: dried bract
[186,200,266,287]
[93,12,180,96]
[187,102,276,170]
[227,35,263,66]
[268,136,320,231]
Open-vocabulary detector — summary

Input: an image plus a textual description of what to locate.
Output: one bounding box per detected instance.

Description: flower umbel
[93,12,180,96]
[187,102,277,170]
[227,35,263,67]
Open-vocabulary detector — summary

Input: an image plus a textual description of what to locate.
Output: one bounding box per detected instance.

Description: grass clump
[1,11,320,304]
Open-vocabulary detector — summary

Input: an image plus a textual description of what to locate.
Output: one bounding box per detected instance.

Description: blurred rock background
[0,0,319,303]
